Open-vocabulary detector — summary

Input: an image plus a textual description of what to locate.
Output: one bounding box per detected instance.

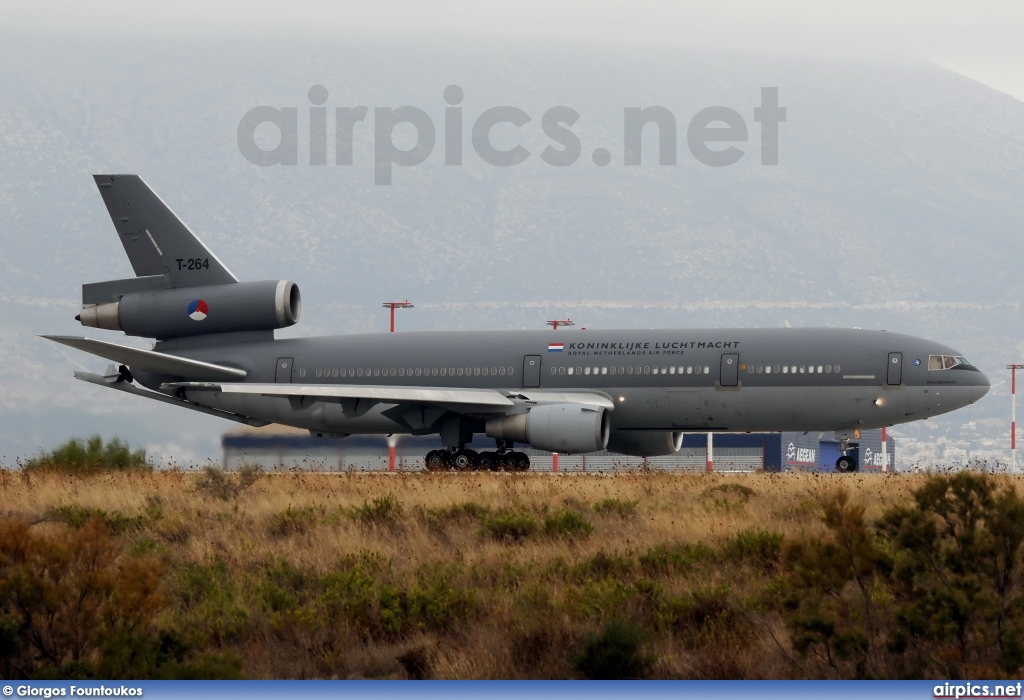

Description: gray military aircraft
[44,175,990,472]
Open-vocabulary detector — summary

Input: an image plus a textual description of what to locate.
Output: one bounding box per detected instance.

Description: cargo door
[523,355,541,388]
[720,353,739,387]
[887,352,902,385]
[276,357,293,383]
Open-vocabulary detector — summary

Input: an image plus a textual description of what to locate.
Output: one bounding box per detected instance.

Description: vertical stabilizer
[92,174,237,288]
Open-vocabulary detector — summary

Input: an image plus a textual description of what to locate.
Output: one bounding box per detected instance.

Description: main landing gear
[423,447,530,472]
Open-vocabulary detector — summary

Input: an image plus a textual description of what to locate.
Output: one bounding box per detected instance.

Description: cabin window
[799,366,805,373]
[782,366,789,374]
[609,366,617,375]
[601,367,607,375]
[499,367,506,375]
[559,367,566,375]
[315,369,322,377]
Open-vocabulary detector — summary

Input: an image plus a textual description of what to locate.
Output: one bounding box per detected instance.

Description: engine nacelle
[485,403,609,454]
[79,280,301,339]
[606,429,683,457]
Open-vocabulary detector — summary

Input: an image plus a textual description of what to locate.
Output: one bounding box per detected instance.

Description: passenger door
[887,352,902,385]
[523,355,541,388]
[720,353,739,387]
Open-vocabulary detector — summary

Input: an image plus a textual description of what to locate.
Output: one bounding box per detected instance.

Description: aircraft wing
[164,381,515,408]
[163,383,615,411]
[42,335,247,381]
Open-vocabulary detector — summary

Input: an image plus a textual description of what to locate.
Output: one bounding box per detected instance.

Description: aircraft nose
[973,369,991,402]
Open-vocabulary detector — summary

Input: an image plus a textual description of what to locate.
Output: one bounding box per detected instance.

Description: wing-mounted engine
[79,279,300,339]
[606,429,683,457]
[485,403,610,454]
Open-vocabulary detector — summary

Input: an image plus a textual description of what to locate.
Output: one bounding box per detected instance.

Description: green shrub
[543,509,594,538]
[416,501,491,531]
[572,618,653,679]
[23,435,148,473]
[480,511,537,542]
[659,584,739,646]
[195,464,262,500]
[722,527,784,568]
[175,559,249,644]
[639,542,717,576]
[571,551,636,582]
[593,497,639,517]
[267,504,321,537]
[351,495,402,525]
[48,500,162,534]
[0,516,179,678]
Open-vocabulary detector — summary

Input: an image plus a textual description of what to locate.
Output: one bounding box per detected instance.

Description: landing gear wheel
[478,451,500,471]
[835,455,857,473]
[425,450,449,471]
[510,452,530,472]
[452,449,479,471]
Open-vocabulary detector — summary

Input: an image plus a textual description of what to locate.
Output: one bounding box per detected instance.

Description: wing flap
[42,335,247,381]
[165,382,515,407]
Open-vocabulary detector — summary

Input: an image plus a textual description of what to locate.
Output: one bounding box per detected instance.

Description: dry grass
[0,468,1018,679]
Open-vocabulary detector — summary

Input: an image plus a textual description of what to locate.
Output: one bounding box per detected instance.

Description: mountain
[1,34,1021,463]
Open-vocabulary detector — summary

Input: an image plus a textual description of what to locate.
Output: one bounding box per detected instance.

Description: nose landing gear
[835,437,859,473]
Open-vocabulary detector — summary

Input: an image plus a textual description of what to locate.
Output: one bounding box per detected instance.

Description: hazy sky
[4,0,1024,101]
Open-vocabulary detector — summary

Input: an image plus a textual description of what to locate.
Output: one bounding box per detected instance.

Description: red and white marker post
[1010,365,1024,474]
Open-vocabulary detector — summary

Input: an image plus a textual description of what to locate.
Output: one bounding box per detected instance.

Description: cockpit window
[929,354,974,370]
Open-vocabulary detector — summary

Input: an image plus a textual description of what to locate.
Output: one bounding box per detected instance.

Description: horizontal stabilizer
[42,335,247,381]
[163,382,514,408]
[93,175,237,288]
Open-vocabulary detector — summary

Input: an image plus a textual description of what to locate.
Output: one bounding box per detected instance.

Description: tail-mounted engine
[78,279,300,339]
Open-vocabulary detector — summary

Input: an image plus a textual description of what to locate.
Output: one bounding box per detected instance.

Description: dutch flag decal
[548,342,564,352]
[187,299,208,321]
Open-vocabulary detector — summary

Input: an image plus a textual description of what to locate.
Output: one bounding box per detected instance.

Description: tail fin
[92,175,237,288]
